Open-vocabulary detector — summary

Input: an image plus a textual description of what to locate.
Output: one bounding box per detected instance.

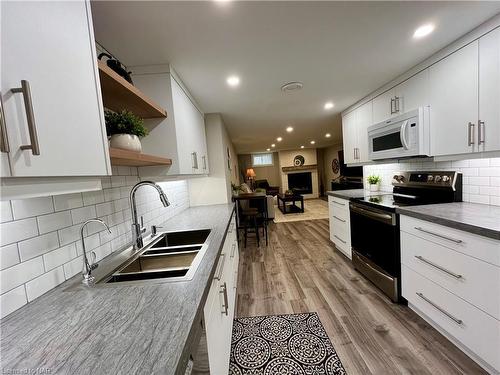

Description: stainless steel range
[349,171,462,302]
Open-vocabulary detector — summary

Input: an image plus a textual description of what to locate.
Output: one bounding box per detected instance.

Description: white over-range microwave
[368,107,430,161]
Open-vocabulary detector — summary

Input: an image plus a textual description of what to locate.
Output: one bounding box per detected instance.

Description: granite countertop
[0,204,235,375]
[326,189,389,200]
[397,202,500,240]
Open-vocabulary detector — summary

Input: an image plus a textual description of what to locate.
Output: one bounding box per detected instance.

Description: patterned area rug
[273,199,329,223]
[230,313,347,375]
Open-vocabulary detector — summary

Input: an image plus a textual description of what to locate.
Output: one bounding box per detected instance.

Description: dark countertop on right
[396,202,500,240]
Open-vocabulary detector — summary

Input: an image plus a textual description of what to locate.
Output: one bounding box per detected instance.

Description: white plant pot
[369,184,379,192]
[109,134,142,153]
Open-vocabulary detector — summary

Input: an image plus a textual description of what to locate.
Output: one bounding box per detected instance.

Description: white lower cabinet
[328,196,352,259]
[401,215,500,374]
[204,216,239,375]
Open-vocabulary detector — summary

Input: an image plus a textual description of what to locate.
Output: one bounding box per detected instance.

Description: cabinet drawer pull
[230,243,237,258]
[394,96,400,113]
[332,200,345,207]
[467,122,475,146]
[414,255,463,279]
[334,235,346,244]
[191,152,198,169]
[220,282,229,316]
[214,253,226,280]
[0,94,10,153]
[416,292,463,325]
[390,97,395,114]
[414,227,463,244]
[478,120,485,145]
[11,80,40,155]
[333,215,346,223]
[202,155,207,170]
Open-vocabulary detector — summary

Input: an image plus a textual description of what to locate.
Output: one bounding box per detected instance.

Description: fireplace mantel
[281,164,318,172]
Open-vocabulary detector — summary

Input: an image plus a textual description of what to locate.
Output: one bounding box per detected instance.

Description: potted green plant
[367,175,381,191]
[105,110,148,153]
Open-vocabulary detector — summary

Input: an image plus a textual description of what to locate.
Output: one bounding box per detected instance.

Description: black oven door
[349,203,400,277]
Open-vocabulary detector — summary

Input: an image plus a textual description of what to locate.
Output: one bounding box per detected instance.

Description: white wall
[189,113,238,206]
[0,167,190,318]
[364,157,500,206]
[322,144,343,191]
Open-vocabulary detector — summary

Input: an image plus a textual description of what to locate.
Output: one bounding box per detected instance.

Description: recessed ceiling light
[300,145,304,149]
[226,75,240,87]
[325,133,331,138]
[271,144,276,147]
[286,126,294,133]
[310,140,315,145]
[277,137,283,142]
[281,81,303,92]
[266,148,270,151]
[324,102,334,110]
[413,23,435,39]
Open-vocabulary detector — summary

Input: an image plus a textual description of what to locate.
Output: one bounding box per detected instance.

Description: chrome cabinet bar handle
[11,80,40,155]
[230,243,237,258]
[220,282,229,315]
[0,94,10,153]
[395,96,400,113]
[390,97,394,114]
[202,155,207,170]
[332,200,345,206]
[214,253,226,280]
[414,255,463,279]
[416,292,463,325]
[467,122,475,146]
[333,234,346,244]
[333,215,346,223]
[414,227,463,244]
[353,148,356,160]
[478,120,485,145]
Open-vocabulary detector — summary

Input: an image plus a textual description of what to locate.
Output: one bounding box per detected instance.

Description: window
[252,153,273,166]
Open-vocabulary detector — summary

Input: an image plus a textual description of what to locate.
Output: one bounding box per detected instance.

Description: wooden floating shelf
[109,148,172,167]
[98,60,167,119]
[282,164,318,172]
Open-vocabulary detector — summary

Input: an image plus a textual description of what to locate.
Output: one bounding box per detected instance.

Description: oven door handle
[400,120,409,150]
[350,204,395,226]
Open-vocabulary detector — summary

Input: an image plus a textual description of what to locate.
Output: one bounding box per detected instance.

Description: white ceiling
[91,1,500,153]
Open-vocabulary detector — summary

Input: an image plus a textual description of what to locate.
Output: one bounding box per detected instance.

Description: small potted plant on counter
[367,175,381,191]
[105,109,148,153]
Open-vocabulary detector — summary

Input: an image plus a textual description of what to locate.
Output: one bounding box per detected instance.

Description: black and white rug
[230,312,347,375]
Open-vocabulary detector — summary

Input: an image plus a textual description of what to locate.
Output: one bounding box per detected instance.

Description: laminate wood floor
[236,219,486,375]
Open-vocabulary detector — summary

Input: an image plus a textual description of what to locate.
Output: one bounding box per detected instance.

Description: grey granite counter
[326,189,389,200]
[397,202,500,240]
[0,204,235,375]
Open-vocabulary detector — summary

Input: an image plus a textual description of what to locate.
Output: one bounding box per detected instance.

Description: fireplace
[287,172,313,195]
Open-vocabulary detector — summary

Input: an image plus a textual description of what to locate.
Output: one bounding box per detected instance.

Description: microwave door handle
[400,120,409,150]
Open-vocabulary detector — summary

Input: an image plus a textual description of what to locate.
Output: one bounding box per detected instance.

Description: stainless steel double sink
[98,229,211,284]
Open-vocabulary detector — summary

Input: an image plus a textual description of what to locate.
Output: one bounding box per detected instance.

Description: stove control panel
[392,171,458,188]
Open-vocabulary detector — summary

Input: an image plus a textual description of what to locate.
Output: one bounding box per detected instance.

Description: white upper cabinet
[133,67,208,177]
[479,27,500,152]
[342,101,372,164]
[1,1,110,177]
[372,89,395,124]
[429,42,479,156]
[394,70,430,114]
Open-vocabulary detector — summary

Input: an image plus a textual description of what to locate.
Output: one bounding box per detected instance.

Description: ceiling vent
[281,81,303,92]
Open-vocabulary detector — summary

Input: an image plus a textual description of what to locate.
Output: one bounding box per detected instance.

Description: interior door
[479,28,500,152]
[355,100,373,163]
[342,110,357,164]
[1,1,110,177]
[429,42,479,156]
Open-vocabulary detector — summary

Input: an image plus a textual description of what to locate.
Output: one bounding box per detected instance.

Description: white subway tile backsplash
[490,158,500,167]
[469,158,490,167]
[25,266,65,302]
[53,193,83,212]
[37,211,71,234]
[0,244,20,270]
[18,232,59,262]
[469,194,490,205]
[468,176,490,186]
[479,167,500,177]
[0,286,27,319]
[0,172,189,318]
[491,177,500,187]
[0,257,44,294]
[0,218,38,246]
[11,197,54,220]
[71,206,97,225]
[0,201,13,223]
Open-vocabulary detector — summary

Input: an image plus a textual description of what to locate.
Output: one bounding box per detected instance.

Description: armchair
[255,179,280,196]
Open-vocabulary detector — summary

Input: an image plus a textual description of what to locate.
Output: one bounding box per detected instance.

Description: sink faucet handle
[151,225,163,237]
[140,216,146,234]
[89,251,98,271]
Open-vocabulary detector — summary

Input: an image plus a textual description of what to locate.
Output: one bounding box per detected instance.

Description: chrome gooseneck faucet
[130,181,170,250]
[80,219,111,286]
